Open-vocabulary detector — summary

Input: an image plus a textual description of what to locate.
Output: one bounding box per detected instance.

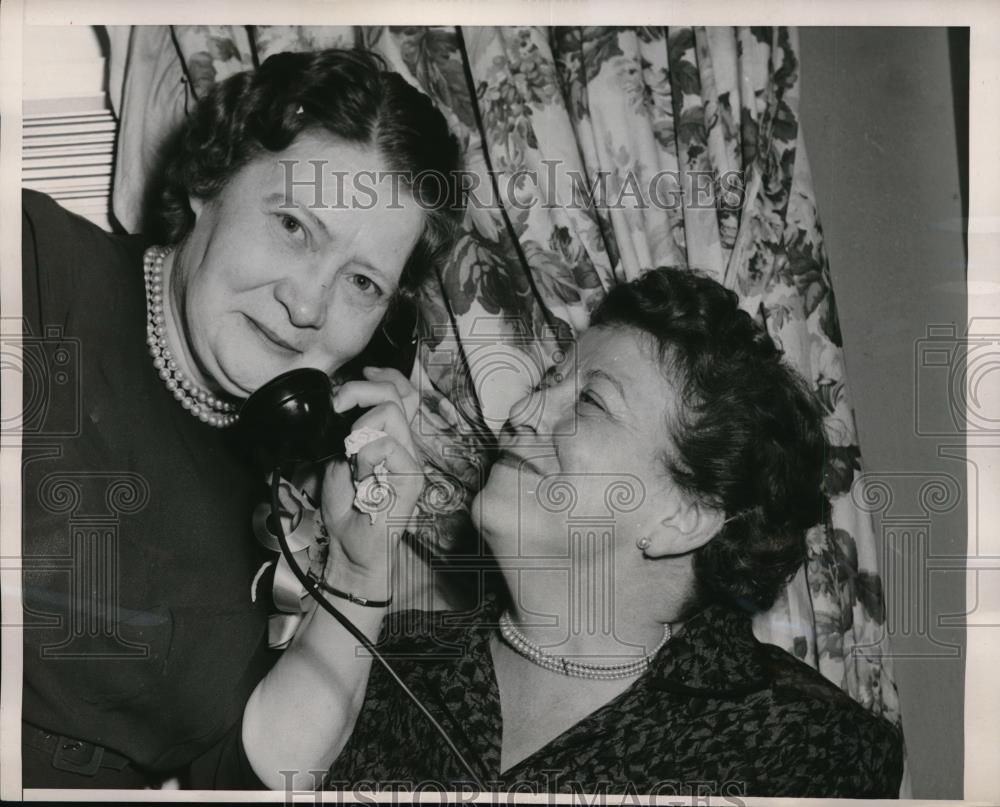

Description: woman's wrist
[311,575,391,608]
[321,551,393,605]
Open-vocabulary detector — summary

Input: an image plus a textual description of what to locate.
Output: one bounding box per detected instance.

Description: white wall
[23,25,105,100]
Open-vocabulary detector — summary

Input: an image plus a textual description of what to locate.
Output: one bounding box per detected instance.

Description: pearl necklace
[498,612,671,680]
[143,245,239,428]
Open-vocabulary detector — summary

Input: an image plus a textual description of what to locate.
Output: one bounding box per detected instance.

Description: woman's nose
[506,373,572,435]
[274,270,332,329]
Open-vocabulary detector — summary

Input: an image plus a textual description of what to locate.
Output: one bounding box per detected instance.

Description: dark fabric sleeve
[765,707,905,798]
[862,719,906,799]
[184,716,268,791]
[21,188,56,336]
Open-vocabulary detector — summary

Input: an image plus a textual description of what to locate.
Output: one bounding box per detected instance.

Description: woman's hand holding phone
[319,366,423,602]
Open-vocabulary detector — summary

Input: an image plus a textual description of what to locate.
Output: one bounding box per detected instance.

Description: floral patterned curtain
[108,25,904,739]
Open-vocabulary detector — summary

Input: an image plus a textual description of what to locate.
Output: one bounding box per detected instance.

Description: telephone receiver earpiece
[235,297,419,471]
[236,367,358,470]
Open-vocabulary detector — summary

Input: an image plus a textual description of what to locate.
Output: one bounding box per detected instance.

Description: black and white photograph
[1,1,997,803]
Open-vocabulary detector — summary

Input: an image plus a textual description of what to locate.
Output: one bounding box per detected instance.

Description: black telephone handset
[236,300,419,471]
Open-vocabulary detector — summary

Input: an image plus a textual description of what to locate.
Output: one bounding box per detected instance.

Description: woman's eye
[578,390,604,410]
[349,273,383,297]
[277,214,305,239]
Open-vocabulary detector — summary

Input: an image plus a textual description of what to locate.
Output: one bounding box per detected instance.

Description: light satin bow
[250,471,328,649]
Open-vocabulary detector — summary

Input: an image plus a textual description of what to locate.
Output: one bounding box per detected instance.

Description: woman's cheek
[321,315,378,373]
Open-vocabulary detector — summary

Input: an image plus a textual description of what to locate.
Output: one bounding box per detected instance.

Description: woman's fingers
[321,459,357,521]
[353,435,421,487]
[348,401,419,463]
[319,457,400,584]
[332,379,402,414]
[362,365,418,406]
[320,401,425,526]
[333,368,419,423]
[318,431,425,581]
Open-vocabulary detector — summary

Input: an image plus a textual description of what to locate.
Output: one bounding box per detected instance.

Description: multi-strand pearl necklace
[143,245,239,428]
[498,612,671,680]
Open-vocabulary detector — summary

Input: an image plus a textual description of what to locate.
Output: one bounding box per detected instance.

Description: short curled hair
[591,267,829,613]
[157,48,464,294]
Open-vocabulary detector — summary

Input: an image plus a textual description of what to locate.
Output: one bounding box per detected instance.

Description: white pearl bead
[497,612,669,680]
[143,247,236,429]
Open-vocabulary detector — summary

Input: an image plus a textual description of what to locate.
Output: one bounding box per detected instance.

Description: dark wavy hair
[591,267,829,613]
[156,48,464,294]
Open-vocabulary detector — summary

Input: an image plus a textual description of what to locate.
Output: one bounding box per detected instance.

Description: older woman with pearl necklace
[21,47,462,789]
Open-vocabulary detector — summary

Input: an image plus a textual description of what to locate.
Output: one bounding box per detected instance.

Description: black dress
[20,190,274,788]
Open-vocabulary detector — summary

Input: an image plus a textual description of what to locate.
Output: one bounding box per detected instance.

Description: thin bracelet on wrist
[308,572,392,608]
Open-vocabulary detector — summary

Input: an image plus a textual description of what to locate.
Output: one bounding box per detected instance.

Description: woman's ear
[642,497,724,558]
[189,195,205,219]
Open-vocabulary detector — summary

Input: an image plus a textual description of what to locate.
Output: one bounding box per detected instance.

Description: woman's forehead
[249,137,415,208]
[569,327,676,412]
[573,326,661,376]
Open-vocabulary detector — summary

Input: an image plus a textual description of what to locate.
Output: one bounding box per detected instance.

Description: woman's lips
[243,314,303,354]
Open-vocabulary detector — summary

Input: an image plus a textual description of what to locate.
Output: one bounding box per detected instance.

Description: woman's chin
[216,372,256,400]
[469,489,487,535]
[469,486,505,548]
[210,356,279,399]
